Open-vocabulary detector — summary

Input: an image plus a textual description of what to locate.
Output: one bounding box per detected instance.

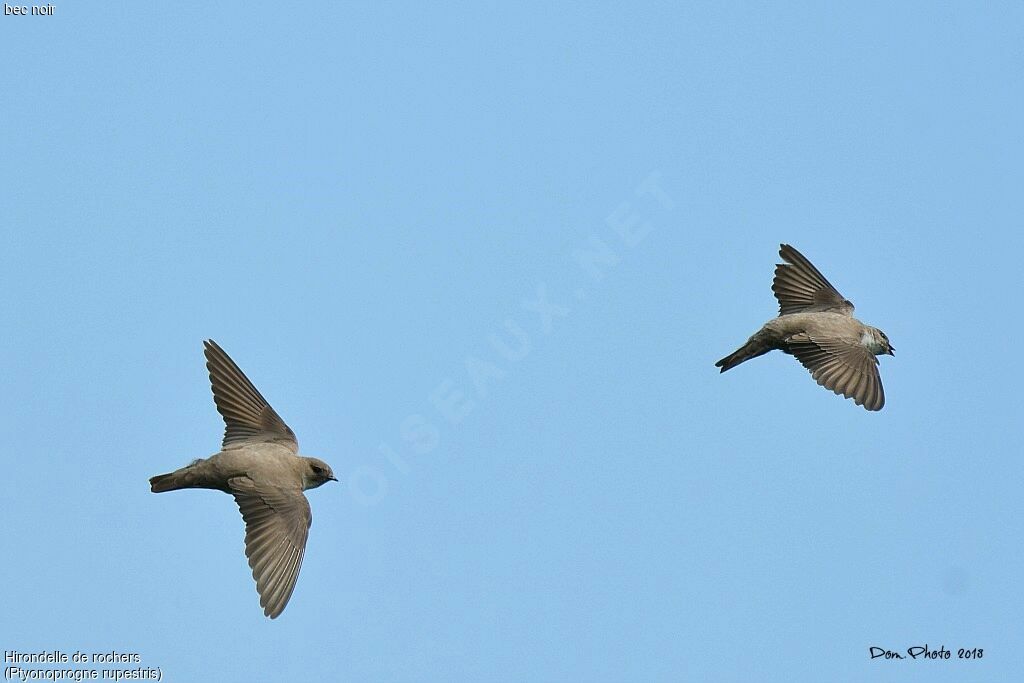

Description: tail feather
[715,341,769,373]
[150,459,211,492]
[149,472,182,493]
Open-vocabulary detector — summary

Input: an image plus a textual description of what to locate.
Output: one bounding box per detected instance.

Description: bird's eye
[312,465,323,474]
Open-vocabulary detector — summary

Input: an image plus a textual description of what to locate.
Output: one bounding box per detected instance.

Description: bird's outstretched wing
[787,334,884,411]
[772,244,855,316]
[229,476,312,619]
[204,340,298,452]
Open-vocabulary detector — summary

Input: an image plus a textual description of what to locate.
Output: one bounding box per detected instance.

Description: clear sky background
[3,2,1022,681]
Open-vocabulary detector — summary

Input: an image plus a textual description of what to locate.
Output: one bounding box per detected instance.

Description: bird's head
[866,327,894,356]
[302,457,338,490]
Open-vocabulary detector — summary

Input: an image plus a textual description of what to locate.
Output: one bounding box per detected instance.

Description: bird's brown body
[716,245,893,411]
[149,340,336,619]
[150,443,327,494]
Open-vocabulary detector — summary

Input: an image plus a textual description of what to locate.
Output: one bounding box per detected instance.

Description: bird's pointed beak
[888,348,895,356]
[328,475,338,482]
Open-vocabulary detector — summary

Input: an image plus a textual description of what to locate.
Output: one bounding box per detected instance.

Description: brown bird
[150,340,337,618]
[716,244,894,411]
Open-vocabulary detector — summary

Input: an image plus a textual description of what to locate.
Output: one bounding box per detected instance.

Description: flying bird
[716,244,894,411]
[150,340,337,618]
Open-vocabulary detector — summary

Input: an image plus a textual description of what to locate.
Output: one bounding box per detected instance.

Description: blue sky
[3,2,1022,681]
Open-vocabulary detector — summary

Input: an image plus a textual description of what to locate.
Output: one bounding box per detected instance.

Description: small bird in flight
[150,340,337,618]
[716,244,894,411]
